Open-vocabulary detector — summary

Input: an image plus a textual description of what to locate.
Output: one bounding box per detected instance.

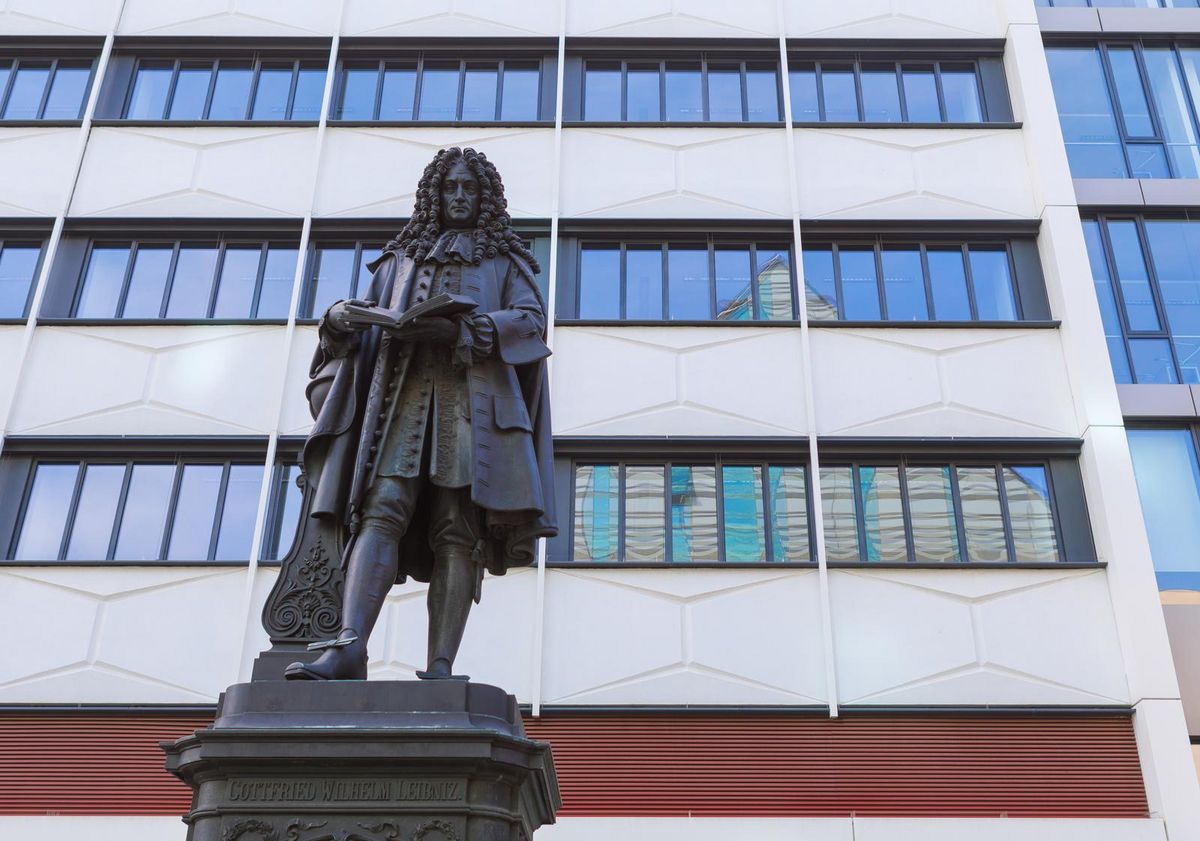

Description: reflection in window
[1036,0,1199,7]
[583,59,780,122]
[574,241,795,321]
[73,239,299,320]
[336,59,541,121]
[0,240,43,318]
[802,241,1020,322]
[570,461,811,563]
[1127,427,1200,590]
[124,59,324,121]
[789,59,985,123]
[0,58,92,120]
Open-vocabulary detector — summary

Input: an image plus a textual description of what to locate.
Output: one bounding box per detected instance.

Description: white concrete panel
[0,818,187,841]
[566,0,778,37]
[552,326,808,436]
[831,569,1129,706]
[10,325,287,435]
[783,0,1006,38]
[541,569,827,705]
[316,128,554,219]
[560,128,792,219]
[71,127,317,218]
[0,326,25,424]
[280,325,319,435]
[794,129,1037,220]
[0,0,119,34]
[0,128,78,216]
[118,0,339,36]
[342,0,561,36]
[542,818,851,841]
[0,567,245,703]
[1133,700,1200,836]
[852,818,1166,841]
[809,328,1077,437]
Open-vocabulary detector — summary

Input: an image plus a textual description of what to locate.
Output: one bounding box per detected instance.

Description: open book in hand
[341,292,478,330]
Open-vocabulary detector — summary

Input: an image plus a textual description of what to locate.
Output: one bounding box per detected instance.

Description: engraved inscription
[226,779,464,804]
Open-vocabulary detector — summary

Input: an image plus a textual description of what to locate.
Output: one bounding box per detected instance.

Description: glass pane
[745,65,779,121]
[461,65,498,121]
[1130,337,1178,383]
[723,465,766,562]
[168,65,212,120]
[624,465,666,562]
[667,246,710,320]
[861,64,901,122]
[1144,49,1200,178]
[1146,220,1200,383]
[417,63,459,120]
[307,247,355,317]
[584,64,621,120]
[707,64,743,121]
[665,63,703,122]
[907,466,961,562]
[789,66,819,122]
[1108,47,1155,137]
[820,466,859,562]
[215,463,263,560]
[627,64,660,121]
[42,63,91,119]
[838,247,882,320]
[1004,465,1059,563]
[164,246,218,318]
[573,465,618,562]
[578,246,620,319]
[126,63,173,119]
[0,244,40,317]
[290,66,326,120]
[756,245,793,320]
[1126,142,1171,179]
[0,63,10,108]
[714,247,752,321]
[3,64,50,119]
[64,464,125,560]
[75,245,131,318]
[940,66,982,122]
[268,463,303,560]
[251,65,294,120]
[379,65,416,120]
[902,65,940,121]
[968,247,1017,320]
[821,66,859,121]
[957,466,1008,562]
[860,466,907,562]
[927,247,971,320]
[670,465,718,561]
[13,463,78,560]
[208,63,252,120]
[501,63,540,120]
[212,246,262,318]
[768,465,809,561]
[1082,220,1126,342]
[881,247,927,321]
[625,246,663,320]
[1127,428,1200,588]
[802,247,839,320]
[257,246,298,318]
[1045,48,1128,177]
[121,246,173,318]
[113,463,174,560]
[1107,220,1159,330]
[338,65,378,119]
[166,464,223,560]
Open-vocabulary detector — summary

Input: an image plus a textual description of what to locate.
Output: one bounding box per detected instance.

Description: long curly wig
[383,147,539,272]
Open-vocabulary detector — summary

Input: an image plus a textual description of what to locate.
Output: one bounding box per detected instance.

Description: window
[563,239,796,321]
[1036,1,1199,7]
[801,240,1023,322]
[1127,427,1200,590]
[1046,43,1200,179]
[788,59,986,124]
[262,459,304,561]
[0,57,93,120]
[579,58,781,123]
[0,238,44,318]
[69,238,298,320]
[334,58,544,121]
[120,58,325,121]
[1082,214,1200,384]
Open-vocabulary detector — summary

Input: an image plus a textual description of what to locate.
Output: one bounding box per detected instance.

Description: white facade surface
[279,326,320,436]
[565,0,779,37]
[0,128,81,217]
[116,0,340,37]
[783,0,1009,39]
[0,0,120,35]
[342,0,561,37]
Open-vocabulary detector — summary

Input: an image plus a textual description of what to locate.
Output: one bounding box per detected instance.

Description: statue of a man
[285,147,555,681]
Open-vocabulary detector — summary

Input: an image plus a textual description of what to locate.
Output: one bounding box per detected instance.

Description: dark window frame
[0,234,48,322]
[0,54,97,122]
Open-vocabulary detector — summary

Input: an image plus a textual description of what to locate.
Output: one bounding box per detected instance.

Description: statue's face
[440,159,481,228]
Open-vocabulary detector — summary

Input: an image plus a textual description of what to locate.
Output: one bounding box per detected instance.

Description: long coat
[301,247,556,584]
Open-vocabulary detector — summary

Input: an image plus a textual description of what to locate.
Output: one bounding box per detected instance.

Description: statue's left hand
[391,316,459,345]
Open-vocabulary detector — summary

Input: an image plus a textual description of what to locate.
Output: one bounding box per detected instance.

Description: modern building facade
[0,1,1198,839]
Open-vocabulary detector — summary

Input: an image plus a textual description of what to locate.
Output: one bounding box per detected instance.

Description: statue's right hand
[328,299,375,333]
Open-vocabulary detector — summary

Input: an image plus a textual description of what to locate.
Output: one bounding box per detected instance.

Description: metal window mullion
[495,59,505,121]
[897,462,917,564]
[700,55,710,122]
[283,59,300,120]
[157,241,182,319]
[244,59,263,121]
[105,463,135,561]
[969,60,987,122]
[895,61,909,122]
[873,242,889,320]
[707,241,718,319]
[34,59,58,120]
[206,240,229,319]
[455,59,467,121]
[748,242,762,321]
[207,462,233,562]
[814,62,826,121]
[993,464,1018,564]
[852,464,868,562]
[852,60,865,122]
[201,59,220,120]
[759,461,774,563]
[831,243,845,320]
[664,460,674,562]
[114,242,140,318]
[1097,45,1140,178]
[714,457,727,563]
[660,242,670,319]
[408,58,421,121]
[960,243,981,321]
[1168,46,1200,166]
[1129,44,1169,144]
[933,61,949,123]
[1039,460,1066,563]
[618,241,627,319]
[616,462,626,563]
[55,460,88,561]
[918,243,936,320]
[739,60,749,122]
[249,242,269,318]
[619,60,628,122]
[0,58,19,114]
[659,60,667,121]
[567,459,579,561]
[947,462,970,564]
[160,60,182,120]
[158,461,188,561]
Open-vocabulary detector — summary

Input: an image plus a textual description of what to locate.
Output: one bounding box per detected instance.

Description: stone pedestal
[162,681,559,841]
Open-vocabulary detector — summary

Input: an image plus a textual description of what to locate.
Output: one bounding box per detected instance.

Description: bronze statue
[284,147,556,682]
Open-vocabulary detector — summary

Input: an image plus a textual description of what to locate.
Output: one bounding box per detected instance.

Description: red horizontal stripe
[0,711,1147,818]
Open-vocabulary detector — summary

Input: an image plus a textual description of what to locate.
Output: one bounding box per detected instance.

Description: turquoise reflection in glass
[768,466,809,561]
[722,465,765,562]
[1127,428,1200,589]
[755,246,793,320]
[1004,466,1059,563]
[624,465,666,562]
[671,465,718,561]
[573,465,618,562]
[859,466,907,562]
[820,466,859,562]
[714,247,752,320]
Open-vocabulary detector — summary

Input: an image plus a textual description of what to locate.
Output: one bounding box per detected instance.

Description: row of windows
[1036,0,1199,7]
[125,59,326,122]
[787,61,985,124]
[0,58,93,120]
[336,59,542,121]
